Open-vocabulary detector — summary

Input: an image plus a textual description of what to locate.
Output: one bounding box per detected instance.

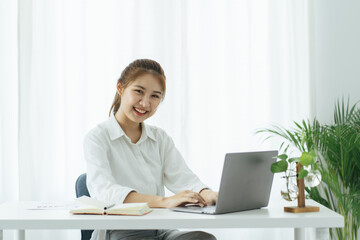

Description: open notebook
[70,196,152,216]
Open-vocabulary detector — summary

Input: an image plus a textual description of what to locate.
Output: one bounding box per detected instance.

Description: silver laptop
[170,150,277,215]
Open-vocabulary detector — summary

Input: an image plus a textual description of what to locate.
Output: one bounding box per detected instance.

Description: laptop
[170,150,277,215]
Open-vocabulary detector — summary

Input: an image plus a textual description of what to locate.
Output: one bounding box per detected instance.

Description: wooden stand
[284,164,320,213]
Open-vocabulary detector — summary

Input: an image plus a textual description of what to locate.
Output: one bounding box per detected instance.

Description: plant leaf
[270,160,288,173]
[298,169,309,179]
[309,149,317,158]
[312,163,318,170]
[299,152,315,166]
[276,154,288,161]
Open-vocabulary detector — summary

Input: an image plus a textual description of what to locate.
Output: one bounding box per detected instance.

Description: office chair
[75,173,94,240]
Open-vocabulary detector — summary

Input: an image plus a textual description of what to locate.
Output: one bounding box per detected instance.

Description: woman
[84,59,218,240]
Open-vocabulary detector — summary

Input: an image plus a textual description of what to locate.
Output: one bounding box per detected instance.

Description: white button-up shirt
[85,114,208,204]
[84,114,208,239]
[85,114,208,240]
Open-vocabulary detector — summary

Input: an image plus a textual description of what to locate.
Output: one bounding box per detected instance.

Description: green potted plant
[258,126,321,212]
[258,98,360,239]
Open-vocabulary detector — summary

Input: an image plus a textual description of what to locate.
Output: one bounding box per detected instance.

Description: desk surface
[0,200,343,230]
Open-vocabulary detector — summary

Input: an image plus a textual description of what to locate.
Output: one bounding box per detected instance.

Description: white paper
[26,202,74,210]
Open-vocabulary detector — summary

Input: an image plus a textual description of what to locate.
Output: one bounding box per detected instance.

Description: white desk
[0,200,343,240]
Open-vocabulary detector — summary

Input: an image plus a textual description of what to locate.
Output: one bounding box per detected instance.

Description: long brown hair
[109,59,166,116]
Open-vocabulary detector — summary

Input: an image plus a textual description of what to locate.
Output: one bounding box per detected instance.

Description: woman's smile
[133,107,148,116]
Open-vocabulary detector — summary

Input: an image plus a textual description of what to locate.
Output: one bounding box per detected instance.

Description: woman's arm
[160,134,210,194]
[84,132,135,204]
[124,190,207,208]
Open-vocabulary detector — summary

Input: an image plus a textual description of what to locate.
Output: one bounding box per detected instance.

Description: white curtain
[0,0,311,239]
[0,0,19,203]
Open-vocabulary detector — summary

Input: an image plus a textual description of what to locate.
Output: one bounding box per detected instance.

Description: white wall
[310,0,360,122]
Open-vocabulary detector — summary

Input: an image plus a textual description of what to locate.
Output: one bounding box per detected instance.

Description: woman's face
[117,73,163,125]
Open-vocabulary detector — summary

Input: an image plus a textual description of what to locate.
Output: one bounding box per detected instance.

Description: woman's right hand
[161,190,207,208]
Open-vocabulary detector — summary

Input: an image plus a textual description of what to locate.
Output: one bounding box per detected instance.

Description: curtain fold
[0,0,311,239]
[0,0,19,203]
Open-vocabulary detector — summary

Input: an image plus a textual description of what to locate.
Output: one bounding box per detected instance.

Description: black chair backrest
[75,173,94,240]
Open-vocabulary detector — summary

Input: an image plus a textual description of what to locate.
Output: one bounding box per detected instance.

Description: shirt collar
[107,113,126,141]
[107,113,157,143]
[141,122,157,142]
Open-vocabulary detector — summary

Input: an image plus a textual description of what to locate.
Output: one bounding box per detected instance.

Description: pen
[104,203,115,210]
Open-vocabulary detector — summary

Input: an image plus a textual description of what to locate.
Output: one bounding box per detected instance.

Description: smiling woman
[84,59,218,240]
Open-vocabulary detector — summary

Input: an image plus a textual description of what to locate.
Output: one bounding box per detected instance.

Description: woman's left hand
[199,189,218,206]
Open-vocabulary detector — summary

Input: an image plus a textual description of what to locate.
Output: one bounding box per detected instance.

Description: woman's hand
[199,189,218,206]
[161,190,207,208]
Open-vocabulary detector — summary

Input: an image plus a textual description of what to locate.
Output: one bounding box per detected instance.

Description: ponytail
[109,92,121,117]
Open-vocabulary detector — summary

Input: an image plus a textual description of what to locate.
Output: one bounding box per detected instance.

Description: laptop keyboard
[185,205,216,213]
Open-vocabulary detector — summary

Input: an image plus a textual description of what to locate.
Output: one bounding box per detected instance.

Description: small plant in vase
[257,121,324,213]
[272,150,321,212]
